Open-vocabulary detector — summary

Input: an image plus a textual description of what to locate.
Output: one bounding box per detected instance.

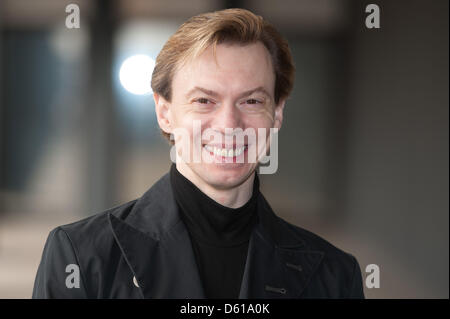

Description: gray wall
[342,0,448,298]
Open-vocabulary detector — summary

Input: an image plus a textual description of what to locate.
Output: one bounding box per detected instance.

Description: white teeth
[204,145,214,153]
[203,145,246,157]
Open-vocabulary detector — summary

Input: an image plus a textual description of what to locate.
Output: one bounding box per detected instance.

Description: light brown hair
[151,8,295,142]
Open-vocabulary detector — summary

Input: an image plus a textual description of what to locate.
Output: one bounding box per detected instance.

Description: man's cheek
[171,128,193,163]
[258,105,275,123]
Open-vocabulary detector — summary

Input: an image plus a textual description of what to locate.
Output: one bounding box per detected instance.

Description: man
[32,8,365,299]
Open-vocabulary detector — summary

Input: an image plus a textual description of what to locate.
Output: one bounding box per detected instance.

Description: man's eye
[244,99,264,106]
[246,99,261,104]
[195,98,211,104]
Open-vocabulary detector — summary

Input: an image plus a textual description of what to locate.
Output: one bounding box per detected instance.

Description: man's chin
[198,164,255,189]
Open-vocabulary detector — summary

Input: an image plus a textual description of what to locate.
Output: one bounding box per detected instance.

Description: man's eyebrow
[185,86,272,99]
[238,87,272,99]
[185,87,220,98]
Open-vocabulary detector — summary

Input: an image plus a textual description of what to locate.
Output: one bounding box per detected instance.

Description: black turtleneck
[170,164,259,299]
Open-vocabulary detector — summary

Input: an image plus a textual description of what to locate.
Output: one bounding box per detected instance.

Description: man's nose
[211,101,243,133]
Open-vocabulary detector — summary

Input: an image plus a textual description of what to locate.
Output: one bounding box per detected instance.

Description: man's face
[155,42,284,190]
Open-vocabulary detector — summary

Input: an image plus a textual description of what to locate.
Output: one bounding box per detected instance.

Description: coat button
[133,276,139,288]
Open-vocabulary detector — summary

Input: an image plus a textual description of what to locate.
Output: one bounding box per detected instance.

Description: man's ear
[273,99,286,130]
[154,93,172,134]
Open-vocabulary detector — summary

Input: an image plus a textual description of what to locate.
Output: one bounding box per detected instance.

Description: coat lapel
[108,174,205,298]
[109,173,325,299]
[109,214,205,298]
[238,194,325,298]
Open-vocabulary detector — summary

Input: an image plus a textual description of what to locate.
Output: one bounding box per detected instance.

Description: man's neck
[175,162,255,209]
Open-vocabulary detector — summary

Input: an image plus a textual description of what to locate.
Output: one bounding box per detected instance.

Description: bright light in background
[119,54,155,95]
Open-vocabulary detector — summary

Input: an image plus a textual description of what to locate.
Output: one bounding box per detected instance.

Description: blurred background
[0,0,448,298]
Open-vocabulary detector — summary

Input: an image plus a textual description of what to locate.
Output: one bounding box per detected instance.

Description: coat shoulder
[33,199,141,298]
[54,199,138,259]
[59,200,137,236]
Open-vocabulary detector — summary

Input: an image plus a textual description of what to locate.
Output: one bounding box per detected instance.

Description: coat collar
[109,173,324,298]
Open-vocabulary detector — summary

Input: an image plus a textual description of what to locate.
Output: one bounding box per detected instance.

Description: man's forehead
[190,42,273,69]
[173,42,276,96]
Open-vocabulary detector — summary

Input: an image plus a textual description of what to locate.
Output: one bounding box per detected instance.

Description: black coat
[32,172,365,299]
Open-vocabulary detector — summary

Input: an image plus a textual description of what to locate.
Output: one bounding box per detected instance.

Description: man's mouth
[203,144,248,158]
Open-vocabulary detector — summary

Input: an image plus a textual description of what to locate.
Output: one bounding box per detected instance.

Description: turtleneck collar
[170,164,259,247]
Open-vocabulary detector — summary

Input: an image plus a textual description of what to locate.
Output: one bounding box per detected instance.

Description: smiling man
[33,8,365,299]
